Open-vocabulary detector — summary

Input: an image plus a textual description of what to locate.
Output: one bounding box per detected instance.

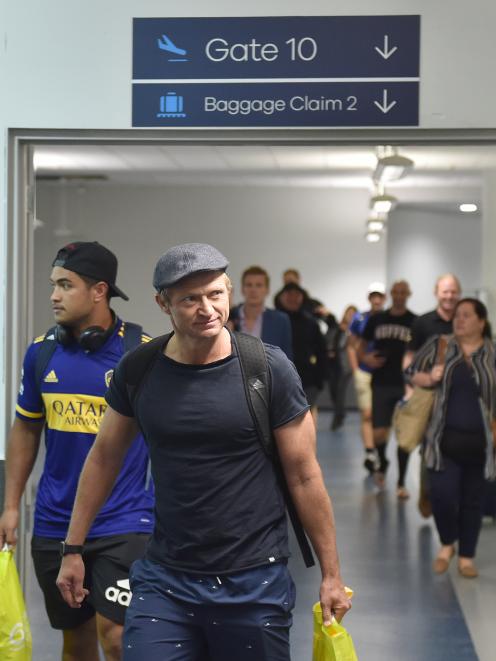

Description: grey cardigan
[406,335,496,479]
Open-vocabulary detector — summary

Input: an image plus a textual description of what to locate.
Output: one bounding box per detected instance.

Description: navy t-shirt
[106,339,309,574]
[362,310,416,386]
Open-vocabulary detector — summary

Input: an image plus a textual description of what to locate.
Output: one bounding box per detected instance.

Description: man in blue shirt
[57,242,351,661]
[347,283,386,473]
[229,265,293,358]
[0,242,153,661]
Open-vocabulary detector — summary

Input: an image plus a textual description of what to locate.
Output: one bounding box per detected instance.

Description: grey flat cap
[153,243,229,290]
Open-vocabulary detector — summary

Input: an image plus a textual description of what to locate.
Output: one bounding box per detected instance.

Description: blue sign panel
[132,15,420,128]
[133,82,418,127]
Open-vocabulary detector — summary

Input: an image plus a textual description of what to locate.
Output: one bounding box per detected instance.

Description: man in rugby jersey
[0,242,153,661]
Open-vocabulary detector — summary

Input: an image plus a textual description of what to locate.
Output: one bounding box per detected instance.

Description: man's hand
[363,351,386,370]
[0,508,19,547]
[56,555,89,608]
[320,577,352,625]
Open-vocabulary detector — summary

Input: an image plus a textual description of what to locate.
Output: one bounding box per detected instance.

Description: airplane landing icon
[157,34,188,61]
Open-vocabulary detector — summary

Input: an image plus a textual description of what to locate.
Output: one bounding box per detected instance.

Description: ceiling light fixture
[459,203,478,213]
[365,231,382,243]
[373,150,414,183]
[370,192,397,213]
[367,218,386,232]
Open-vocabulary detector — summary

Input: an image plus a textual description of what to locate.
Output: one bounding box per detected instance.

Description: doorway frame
[5,125,496,585]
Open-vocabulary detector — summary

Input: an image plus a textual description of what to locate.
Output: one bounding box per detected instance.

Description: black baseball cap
[52,241,129,300]
[153,243,229,291]
[280,282,307,297]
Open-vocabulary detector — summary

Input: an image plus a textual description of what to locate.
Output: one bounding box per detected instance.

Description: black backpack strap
[232,331,273,456]
[123,333,172,409]
[232,331,315,568]
[121,322,144,353]
[34,327,58,391]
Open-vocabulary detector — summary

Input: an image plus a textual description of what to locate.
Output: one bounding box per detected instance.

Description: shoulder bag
[393,336,448,453]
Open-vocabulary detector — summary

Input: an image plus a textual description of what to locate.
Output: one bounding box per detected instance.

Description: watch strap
[60,541,84,557]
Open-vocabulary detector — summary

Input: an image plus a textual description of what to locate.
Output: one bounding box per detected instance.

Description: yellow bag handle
[312,587,357,661]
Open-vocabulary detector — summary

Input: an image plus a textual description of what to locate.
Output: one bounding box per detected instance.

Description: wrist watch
[60,541,84,557]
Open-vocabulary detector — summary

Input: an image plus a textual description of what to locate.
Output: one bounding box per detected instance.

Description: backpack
[123,330,315,568]
[34,322,143,390]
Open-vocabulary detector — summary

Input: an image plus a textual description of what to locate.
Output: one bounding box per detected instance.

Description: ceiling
[34,143,496,211]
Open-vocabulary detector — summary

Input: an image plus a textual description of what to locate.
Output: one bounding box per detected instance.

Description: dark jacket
[229,306,293,359]
[285,309,327,389]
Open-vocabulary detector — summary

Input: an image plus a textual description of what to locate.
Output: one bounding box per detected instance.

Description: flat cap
[153,243,229,290]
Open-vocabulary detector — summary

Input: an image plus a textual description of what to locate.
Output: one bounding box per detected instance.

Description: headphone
[54,313,117,353]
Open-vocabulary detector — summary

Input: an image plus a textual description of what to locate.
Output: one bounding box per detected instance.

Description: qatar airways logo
[43,394,108,433]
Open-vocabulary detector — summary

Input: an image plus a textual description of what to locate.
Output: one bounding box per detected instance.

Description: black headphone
[54,313,117,353]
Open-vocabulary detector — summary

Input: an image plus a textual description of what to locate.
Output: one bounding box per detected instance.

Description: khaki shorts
[353,368,372,412]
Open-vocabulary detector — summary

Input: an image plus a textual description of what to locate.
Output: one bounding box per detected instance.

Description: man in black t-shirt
[359,281,416,497]
[405,273,461,516]
[407,273,461,353]
[57,243,351,661]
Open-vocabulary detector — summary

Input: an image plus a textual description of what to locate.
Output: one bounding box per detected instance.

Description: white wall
[386,207,481,314]
[34,182,386,337]
[2,1,496,130]
[34,184,482,336]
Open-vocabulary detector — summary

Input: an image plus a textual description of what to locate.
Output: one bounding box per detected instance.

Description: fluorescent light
[374,154,414,183]
[459,203,478,213]
[365,231,381,243]
[370,193,397,213]
[367,218,386,232]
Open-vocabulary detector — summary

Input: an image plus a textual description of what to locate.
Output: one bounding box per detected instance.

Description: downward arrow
[374,89,397,114]
[374,35,398,60]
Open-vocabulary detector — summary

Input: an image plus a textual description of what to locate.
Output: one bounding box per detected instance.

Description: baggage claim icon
[156,34,188,118]
[157,92,186,118]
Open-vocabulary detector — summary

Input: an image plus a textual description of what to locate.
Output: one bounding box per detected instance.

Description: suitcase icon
[157,93,186,118]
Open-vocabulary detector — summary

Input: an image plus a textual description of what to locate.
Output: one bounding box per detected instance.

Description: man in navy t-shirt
[0,242,153,660]
[57,242,351,661]
[359,280,416,498]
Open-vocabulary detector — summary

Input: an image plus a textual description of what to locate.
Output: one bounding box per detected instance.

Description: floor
[25,411,495,660]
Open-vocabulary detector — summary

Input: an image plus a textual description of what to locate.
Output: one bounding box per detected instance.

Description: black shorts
[372,385,404,429]
[31,533,150,630]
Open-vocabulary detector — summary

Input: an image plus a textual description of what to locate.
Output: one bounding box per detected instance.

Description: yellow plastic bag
[0,548,32,660]
[312,591,358,661]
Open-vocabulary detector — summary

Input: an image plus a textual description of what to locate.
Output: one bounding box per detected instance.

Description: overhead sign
[132,15,420,128]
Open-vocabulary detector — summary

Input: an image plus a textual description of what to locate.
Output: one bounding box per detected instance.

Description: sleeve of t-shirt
[348,312,362,337]
[105,354,135,417]
[266,345,310,429]
[408,316,425,351]
[15,342,45,422]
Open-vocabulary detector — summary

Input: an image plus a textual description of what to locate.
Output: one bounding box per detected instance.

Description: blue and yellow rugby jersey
[16,319,154,539]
